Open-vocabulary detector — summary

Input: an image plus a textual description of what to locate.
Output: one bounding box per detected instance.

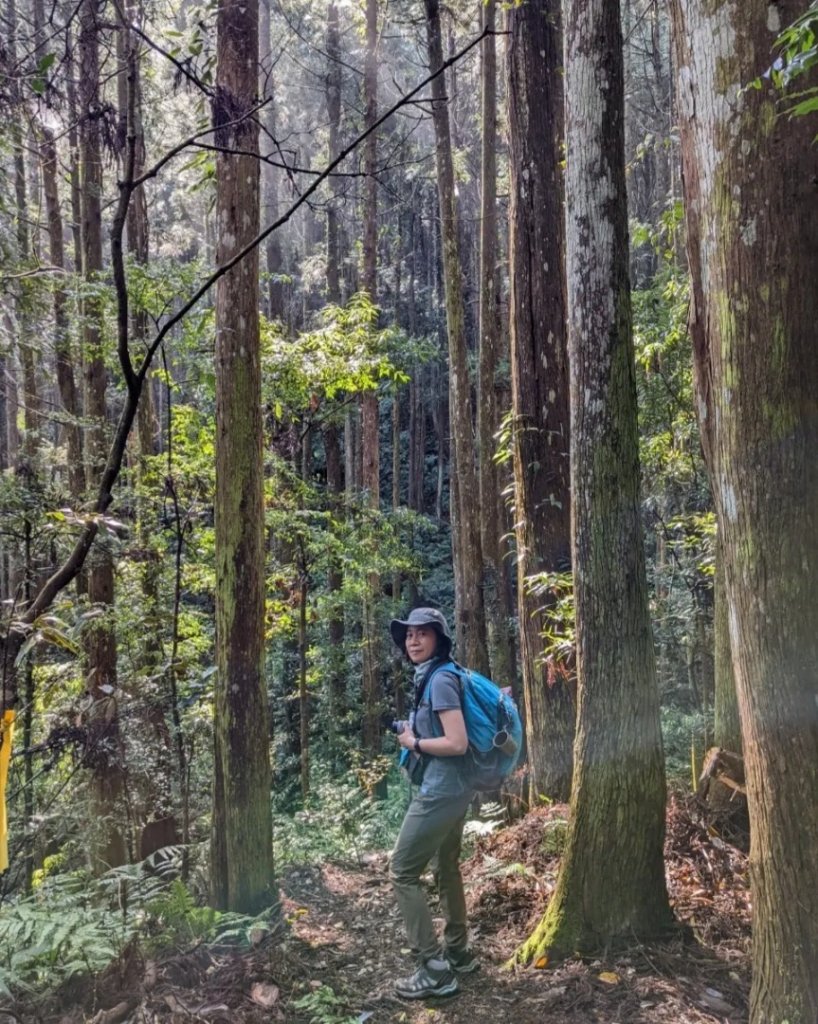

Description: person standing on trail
[387,607,479,999]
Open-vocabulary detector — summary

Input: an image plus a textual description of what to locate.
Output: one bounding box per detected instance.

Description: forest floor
[23,795,752,1024]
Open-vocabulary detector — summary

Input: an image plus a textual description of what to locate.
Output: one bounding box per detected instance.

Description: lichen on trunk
[672,2,818,1019]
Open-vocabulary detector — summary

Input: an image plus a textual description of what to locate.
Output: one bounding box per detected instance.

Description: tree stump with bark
[696,747,749,850]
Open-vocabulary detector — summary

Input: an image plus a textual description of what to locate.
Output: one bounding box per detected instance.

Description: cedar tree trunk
[519,0,673,960]
[672,3,818,1019]
[506,0,574,802]
[210,0,275,914]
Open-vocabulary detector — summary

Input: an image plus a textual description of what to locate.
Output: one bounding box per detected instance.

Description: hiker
[387,607,479,999]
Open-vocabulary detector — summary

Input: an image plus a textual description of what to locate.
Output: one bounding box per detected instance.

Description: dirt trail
[273,801,750,1024]
[23,800,750,1024]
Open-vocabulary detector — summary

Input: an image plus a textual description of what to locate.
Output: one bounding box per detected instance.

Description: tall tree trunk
[2,339,20,471]
[430,196,446,523]
[326,1,342,308]
[259,0,284,320]
[21,521,34,890]
[520,0,673,960]
[210,0,275,914]
[423,0,488,674]
[506,0,574,800]
[323,6,346,763]
[8,0,40,455]
[120,3,178,845]
[298,572,309,799]
[79,0,128,871]
[40,128,84,498]
[0,353,8,474]
[323,423,345,765]
[360,0,382,756]
[672,3,818,1019]
[66,20,84,277]
[407,203,426,514]
[478,0,512,685]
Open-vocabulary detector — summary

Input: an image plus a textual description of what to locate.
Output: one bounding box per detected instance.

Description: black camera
[389,719,408,735]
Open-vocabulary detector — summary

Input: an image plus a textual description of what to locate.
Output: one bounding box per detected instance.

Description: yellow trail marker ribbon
[0,709,16,874]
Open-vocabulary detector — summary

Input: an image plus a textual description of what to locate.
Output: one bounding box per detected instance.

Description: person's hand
[397,727,417,750]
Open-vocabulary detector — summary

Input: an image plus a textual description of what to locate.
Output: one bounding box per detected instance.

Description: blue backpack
[407,660,523,791]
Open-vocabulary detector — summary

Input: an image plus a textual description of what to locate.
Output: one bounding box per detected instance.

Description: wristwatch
[414,737,422,753]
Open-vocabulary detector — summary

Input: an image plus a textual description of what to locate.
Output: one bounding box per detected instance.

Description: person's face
[405,625,438,664]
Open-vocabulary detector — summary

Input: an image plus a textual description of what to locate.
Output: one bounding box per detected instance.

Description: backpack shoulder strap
[413,657,451,711]
[424,659,463,694]
[413,659,464,715]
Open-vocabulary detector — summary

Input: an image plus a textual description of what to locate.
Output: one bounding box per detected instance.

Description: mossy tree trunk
[210,0,275,914]
[506,0,574,803]
[519,0,673,962]
[672,3,818,1019]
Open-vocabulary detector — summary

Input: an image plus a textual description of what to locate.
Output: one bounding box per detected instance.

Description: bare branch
[131,100,270,187]
[11,24,494,640]
[137,25,493,376]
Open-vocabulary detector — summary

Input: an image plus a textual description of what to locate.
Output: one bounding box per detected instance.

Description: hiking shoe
[446,946,480,974]
[394,959,459,999]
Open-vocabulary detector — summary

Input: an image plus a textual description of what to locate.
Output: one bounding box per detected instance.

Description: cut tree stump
[696,747,749,848]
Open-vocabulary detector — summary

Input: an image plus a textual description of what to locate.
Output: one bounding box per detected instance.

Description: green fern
[146,879,219,944]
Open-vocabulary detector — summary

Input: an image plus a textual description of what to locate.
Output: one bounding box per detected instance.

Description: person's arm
[397,708,468,756]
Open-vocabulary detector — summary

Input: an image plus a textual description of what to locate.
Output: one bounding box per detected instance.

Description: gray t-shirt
[413,666,470,797]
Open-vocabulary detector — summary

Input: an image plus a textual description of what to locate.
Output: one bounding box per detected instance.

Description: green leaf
[787,93,818,117]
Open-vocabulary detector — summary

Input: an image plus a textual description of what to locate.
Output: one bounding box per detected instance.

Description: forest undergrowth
[4,794,751,1024]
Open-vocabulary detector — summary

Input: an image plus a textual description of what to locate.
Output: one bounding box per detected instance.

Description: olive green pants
[389,789,473,962]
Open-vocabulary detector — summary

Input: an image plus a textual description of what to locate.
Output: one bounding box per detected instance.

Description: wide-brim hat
[390,607,452,649]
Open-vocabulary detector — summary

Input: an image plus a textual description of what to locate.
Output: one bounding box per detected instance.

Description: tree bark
[712,536,740,753]
[210,0,275,914]
[40,128,84,497]
[78,0,128,871]
[1,322,21,473]
[672,3,818,1019]
[360,0,382,757]
[407,203,426,514]
[424,0,488,674]
[506,0,574,800]
[478,0,512,686]
[520,0,673,960]
[298,573,309,799]
[7,0,41,454]
[259,0,284,321]
[0,354,8,474]
[323,422,345,765]
[323,8,346,761]
[326,1,343,308]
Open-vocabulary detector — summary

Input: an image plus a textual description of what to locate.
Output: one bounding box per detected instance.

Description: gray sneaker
[445,946,480,974]
[394,959,459,999]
